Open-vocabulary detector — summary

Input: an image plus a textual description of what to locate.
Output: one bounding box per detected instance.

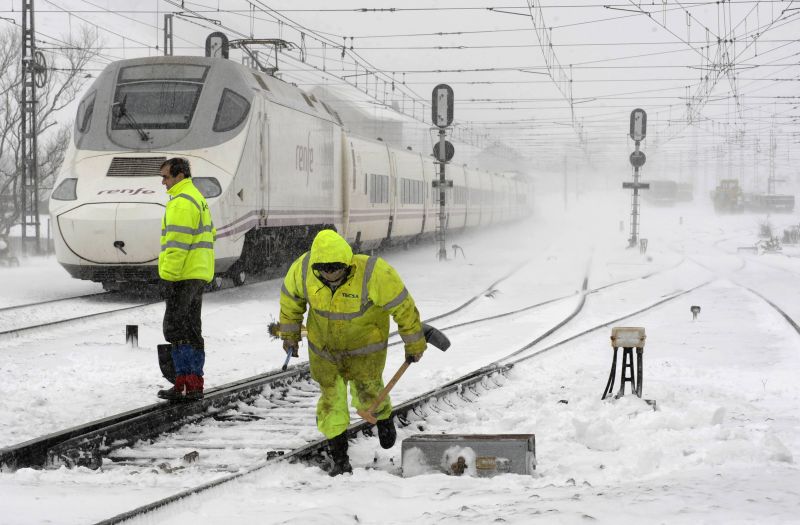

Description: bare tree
[0,25,102,239]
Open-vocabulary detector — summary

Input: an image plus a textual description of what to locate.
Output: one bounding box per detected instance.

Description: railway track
[93,270,719,525]
[0,256,536,470]
[1,254,697,472]
[1,254,717,524]
[0,265,293,341]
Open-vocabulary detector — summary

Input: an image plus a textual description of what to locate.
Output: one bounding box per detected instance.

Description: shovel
[357,323,450,424]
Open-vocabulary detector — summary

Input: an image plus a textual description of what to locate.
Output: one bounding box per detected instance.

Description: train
[48,55,533,290]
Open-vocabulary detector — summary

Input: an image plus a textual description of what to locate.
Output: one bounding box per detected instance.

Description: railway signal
[623,108,649,248]
[431,84,454,261]
[629,108,647,141]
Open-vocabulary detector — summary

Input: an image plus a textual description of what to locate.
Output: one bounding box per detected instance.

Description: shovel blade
[157,344,176,384]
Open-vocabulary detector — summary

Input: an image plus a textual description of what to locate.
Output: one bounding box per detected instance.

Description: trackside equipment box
[401,434,536,478]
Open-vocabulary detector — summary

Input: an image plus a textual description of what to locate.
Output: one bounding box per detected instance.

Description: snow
[2,192,800,524]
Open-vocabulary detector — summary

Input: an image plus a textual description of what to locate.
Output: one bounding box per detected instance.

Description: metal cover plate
[611,326,646,348]
[401,434,536,478]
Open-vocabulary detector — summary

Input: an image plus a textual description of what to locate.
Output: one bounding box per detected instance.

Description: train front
[50,56,253,287]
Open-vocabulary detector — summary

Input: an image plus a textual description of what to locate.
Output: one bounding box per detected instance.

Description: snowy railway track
[1,257,700,524]
[0,290,111,313]
[93,270,713,524]
[0,295,161,341]
[0,258,534,470]
[0,267,291,341]
[1,255,685,473]
[685,252,800,336]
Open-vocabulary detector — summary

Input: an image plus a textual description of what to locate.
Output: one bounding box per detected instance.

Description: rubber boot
[377,417,396,449]
[185,374,204,400]
[158,375,187,401]
[327,432,353,476]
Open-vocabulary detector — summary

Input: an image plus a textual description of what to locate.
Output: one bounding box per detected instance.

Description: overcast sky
[5,0,800,191]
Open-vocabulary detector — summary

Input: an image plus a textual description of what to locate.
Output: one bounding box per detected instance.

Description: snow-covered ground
[1,191,800,524]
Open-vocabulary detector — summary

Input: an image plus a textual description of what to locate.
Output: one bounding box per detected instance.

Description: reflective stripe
[313,300,374,320]
[161,240,214,251]
[162,224,214,236]
[301,253,310,301]
[280,323,301,332]
[174,193,215,231]
[400,330,425,344]
[281,283,305,303]
[361,256,377,306]
[176,192,202,216]
[382,287,409,311]
[308,340,387,363]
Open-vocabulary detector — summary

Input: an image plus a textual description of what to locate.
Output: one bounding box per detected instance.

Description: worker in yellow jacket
[279,229,427,476]
[156,158,215,402]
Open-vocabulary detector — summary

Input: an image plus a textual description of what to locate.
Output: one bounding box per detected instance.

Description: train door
[259,109,269,221]
[387,148,398,242]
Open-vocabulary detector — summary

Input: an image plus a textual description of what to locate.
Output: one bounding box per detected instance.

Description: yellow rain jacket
[158,178,215,282]
[279,229,426,438]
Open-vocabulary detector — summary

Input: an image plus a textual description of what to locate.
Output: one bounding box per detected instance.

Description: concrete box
[401,434,536,478]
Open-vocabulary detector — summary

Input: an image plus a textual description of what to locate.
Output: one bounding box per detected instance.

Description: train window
[369,173,389,204]
[213,89,251,132]
[252,73,271,91]
[119,64,209,82]
[400,178,423,205]
[113,82,202,130]
[76,91,96,134]
[193,177,222,198]
[300,93,316,109]
[320,101,343,125]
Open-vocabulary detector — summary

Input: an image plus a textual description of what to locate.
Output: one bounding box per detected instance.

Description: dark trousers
[162,279,205,349]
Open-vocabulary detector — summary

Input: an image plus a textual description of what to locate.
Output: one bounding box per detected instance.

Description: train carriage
[49,54,533,288]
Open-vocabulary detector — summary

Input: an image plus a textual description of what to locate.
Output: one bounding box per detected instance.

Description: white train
[49,55,532,289]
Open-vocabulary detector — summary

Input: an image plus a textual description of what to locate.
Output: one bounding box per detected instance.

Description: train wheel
[231,269,247,287]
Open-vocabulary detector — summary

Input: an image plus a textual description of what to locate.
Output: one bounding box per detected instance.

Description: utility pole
[21,0,43,254]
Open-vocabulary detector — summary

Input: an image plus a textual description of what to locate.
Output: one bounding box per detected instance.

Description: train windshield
[112,64,209,130]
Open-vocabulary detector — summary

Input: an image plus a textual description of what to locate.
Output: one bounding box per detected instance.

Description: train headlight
[193,177,222,198]
[51,178,78,201]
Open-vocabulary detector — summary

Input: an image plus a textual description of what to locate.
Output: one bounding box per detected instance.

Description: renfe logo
[296,132,314,185]
[97,188,156,195]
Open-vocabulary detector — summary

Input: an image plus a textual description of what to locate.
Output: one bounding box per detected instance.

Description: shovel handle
[364,360,411,415]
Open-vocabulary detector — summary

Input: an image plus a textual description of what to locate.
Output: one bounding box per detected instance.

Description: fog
[12,0,797,203]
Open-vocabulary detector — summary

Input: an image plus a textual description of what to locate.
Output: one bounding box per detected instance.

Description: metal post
[163,14,173,56]
[20,0,40,254]
[563,155,568,210]
[437,128,447,261]
[125,325,139,348]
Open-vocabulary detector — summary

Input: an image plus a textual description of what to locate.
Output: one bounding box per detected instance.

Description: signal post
[625,108,649,248]
[432,84,454,261]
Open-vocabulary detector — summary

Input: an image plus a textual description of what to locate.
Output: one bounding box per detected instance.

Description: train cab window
[193,177,222,198]
[112,64,208,130]
[213,89,251,132]
[76,91,96,134]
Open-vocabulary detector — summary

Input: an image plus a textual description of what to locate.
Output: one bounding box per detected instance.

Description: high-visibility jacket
[158,178,215,282]
[279,230,427,363]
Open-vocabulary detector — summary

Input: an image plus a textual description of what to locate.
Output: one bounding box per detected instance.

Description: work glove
[405,351,423,363]
[283,338,299,357]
